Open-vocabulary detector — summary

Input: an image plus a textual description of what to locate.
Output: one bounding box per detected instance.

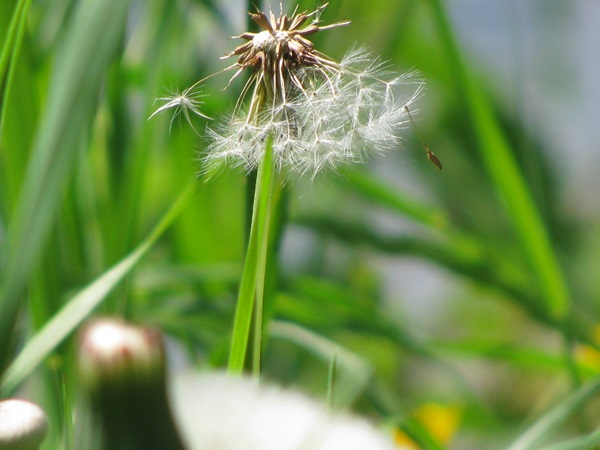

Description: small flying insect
[404,106,443,171]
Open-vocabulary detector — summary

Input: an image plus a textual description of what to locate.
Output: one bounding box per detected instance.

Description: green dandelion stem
[251,168,276,377]
[228,137,275,375]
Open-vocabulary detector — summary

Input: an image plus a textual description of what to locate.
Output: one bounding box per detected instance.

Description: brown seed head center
[224,5,349,81]
[252,30,288,53]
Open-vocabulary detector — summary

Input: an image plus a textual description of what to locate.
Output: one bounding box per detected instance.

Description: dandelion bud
[77,318,185,450]
[0,399,48,450]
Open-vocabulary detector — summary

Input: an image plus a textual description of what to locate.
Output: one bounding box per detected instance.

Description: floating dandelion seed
[149,87,211,133]
[150,3,427,177]
[404,105,443,171]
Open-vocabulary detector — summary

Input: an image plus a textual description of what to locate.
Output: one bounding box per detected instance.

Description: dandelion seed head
[225,4,348,85]
[204,40,423,177]
[152,4,425,177]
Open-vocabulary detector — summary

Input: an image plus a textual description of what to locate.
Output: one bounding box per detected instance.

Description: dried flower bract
[222,4,349,116]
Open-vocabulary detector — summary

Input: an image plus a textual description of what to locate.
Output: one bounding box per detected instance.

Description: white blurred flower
[151,4,423,177]
[170,372,410,450]
[0,399,48,450]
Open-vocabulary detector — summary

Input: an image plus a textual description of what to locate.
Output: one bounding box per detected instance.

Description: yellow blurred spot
[415,403,461,444]
[393,403,462,449]
[575,325,600,373]
[393,428,419,449]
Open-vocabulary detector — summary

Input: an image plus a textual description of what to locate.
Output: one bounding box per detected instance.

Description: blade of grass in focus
[0,0,131,374]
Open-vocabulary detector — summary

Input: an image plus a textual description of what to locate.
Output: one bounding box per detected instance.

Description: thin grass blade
[270,320,372,408]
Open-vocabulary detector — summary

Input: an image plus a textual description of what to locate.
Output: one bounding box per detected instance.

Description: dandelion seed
[404,105,443,170]
[149,87,211,134]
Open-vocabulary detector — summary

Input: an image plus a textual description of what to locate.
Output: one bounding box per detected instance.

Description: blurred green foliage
[1,0,599,449]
